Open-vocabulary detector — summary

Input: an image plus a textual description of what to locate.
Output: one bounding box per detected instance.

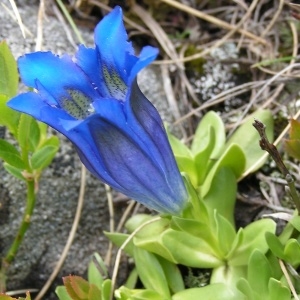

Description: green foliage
[56,253,112,300]
[102,110,278,299]
[285,119,300,160]
[237,250,291,300]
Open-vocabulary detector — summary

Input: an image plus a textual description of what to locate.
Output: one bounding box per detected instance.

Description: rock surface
[0,1,171,298]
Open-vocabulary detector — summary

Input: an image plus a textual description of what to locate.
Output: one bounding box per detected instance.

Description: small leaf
[55,286,73,300]
[285,139,300,161]
[193,126,215,185]
[0,93,20,135]
[228,219,276,266]
[266,232,285,259]
[161,228,223,268]
[172,283,241,300]
[0,139,25,168]
[124,268,138,289]
[104,232,134,257]
[30,145,58,170]
[134,247,170,298]
[289,119,300,140]
[203,167,237,226]
[214,211,236,256]
[201,144,246,197]
[283,239,300,265]
[191,111,225,158]
[88,253,107,290]
[247,250,271,297]
[237,278,256,300]
[0,41,18,97]
[268,278,291,300]
[156,256,185,293]
[101,279,112,300]
[17,114,33,150]
[227,109,273,175]
[63,276,101,300]
[3,163,25,181]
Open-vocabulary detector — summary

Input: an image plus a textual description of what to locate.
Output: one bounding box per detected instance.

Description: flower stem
[0,178,36,292]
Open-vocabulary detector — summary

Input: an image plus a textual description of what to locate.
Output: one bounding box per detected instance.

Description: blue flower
[8,6,188,215]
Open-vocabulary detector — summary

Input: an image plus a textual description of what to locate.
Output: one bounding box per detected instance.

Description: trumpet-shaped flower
[8,6,188,214]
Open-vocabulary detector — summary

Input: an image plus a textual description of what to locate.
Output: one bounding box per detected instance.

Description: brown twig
[253,119,300,214]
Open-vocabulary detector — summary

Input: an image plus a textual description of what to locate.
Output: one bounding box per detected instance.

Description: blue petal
[127,46,159,83]
[126,81,187,196]
[7,92,83,136]
[75,45,111,98]
[18,52,99,105]
[85,117,184,214]
[94,6,134,82]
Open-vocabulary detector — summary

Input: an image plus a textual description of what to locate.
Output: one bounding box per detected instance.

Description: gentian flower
[8,6,188,215]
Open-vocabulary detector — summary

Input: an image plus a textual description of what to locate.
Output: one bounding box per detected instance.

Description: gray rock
[0,1,170,298]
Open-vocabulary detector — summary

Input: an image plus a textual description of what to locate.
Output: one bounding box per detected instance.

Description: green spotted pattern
[102,65,127,100]
[61,89,94,119]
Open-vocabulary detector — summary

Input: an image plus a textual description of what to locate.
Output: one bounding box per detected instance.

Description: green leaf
[289,119,300,140]
[175,156,197,187]
[247,250,271,297]
[172,283,242,300]
[227,109,274,175]
[17,114,33,151]
[268,278,291,300]
[28,119,40,151]
[284,239,300,266]
[167,132,192,158]
[88,253,107,290]
[210,265,247,291]
[134,247,170,298]
[55,286,73,300]
[237,278,256,300]
[63,276,101,300]
[156,256,185,294]
[160,228,223,268]
[228,219,276,266]
[0,41,18,97]
[124,268,139,289]
[30,145,58,170]
[0,139,25,168]
[285,139,300,161]
[3,163,25,181]
[201,144,246,197]
[104,232,134,257]
[191,111,225,158]
[101,279,112,300]
[266,232,285,259]
[203,167,237,226]
[214,211,236,256]
[0,93,20,135]
[193,126,215,185]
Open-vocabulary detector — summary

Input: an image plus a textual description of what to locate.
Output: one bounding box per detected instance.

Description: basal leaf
[172,283,241,300]
[133,247,170,298]
[228,219,276,266]
[191,111,225,158]
[201,144,245,197]
[227,109,273,176]
[203,167,237,226]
